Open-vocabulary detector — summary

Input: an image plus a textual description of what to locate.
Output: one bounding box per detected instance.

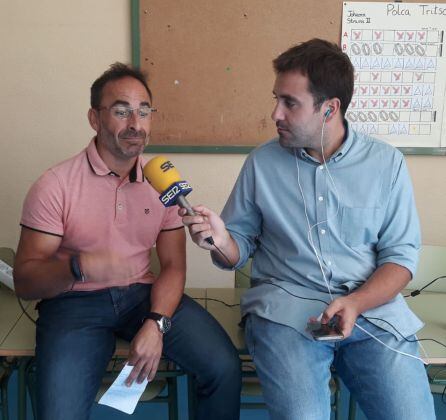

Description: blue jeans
[245,314,436,420]
[35,284,241,420]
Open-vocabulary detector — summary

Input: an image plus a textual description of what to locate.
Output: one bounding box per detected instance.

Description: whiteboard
[342,2,446,148]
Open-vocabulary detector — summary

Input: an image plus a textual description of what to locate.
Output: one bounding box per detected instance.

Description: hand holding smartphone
[309,323,344,341]
[307,316,344,342]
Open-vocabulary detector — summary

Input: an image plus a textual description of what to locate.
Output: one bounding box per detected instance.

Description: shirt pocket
[341,207,382,247]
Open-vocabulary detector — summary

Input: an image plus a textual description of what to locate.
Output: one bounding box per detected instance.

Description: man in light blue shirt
[181,39,435,419]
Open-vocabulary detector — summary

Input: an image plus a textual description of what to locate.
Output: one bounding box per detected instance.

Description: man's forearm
[149,268,185,317]
[14,258,74,300]
[348,262,412,314]
[210,235,240,268]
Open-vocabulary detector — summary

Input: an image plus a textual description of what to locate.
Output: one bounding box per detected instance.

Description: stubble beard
[102,127,149,160]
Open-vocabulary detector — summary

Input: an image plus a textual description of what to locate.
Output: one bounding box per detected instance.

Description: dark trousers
[35,283,241,420]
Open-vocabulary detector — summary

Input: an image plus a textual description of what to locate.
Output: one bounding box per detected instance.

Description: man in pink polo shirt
[14,63,241,420]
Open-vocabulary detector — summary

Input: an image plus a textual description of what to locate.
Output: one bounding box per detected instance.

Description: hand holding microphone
[143,156,214,246]
[181,204,232,250]
[143,156,240,265]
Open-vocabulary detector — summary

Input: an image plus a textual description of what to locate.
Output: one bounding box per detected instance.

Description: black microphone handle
[176,195,214,245]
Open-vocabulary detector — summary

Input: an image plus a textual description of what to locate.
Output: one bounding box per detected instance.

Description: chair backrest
[410,245,446,292]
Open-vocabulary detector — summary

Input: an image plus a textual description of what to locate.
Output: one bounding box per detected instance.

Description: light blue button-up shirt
[218,122,423,339]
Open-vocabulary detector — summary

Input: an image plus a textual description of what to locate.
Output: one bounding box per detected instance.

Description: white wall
[1,0,446,288]
[0,0,131,248]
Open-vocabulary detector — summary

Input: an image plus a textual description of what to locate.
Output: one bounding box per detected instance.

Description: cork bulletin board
[133,0,446,154]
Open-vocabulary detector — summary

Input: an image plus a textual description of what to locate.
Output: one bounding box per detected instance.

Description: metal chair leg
[0,357,18,420]
[167,377,178,420]
[0,371,10,420]
[187,374,197,420]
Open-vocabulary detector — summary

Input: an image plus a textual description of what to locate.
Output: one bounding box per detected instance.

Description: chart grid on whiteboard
[342,2,446,148]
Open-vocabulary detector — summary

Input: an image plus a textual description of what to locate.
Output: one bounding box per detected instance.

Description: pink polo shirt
[20,139,183,291]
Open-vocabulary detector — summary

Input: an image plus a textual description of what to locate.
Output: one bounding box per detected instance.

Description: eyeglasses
[98,105,157,120]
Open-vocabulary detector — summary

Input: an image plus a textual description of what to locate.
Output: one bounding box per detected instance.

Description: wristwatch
[142,312,172,334]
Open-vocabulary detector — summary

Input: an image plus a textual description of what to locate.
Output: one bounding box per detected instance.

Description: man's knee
[198,346,241,391]
[36,370,98,420]
[219,347,242,382]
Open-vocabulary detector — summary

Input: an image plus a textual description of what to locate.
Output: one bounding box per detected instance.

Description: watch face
[159,316,171,333]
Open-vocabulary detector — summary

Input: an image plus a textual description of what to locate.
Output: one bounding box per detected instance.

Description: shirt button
[319,165,324,170]
[318,196,324,201]
[321,229,326,235]
[327,261,332,266]
[117,203,124,210]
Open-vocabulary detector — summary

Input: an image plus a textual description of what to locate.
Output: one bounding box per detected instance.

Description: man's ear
[88,108,99,132]
[322,98,341,120]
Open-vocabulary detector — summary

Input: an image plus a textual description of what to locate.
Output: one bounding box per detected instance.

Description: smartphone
[310,323,344,341]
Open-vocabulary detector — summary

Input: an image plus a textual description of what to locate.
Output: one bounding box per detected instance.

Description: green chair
[235,259,342,419]
[427,365,446,394]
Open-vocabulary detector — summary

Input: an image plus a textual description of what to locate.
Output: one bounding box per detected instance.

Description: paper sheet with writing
[98,363,148,414]
[342,2,446,148]
[0,259,14,290]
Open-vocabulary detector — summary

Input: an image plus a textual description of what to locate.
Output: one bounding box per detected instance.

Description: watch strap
[142,312,163,323]
[141,312,171,333]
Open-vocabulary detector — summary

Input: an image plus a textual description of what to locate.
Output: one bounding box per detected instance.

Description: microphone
[143,156,214,245]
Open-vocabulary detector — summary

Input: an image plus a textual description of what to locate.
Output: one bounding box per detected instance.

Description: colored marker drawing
[342,2,446,148]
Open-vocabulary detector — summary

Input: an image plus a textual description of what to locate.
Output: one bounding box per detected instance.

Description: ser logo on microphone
[160,161,175,172]
[160,181,193,206]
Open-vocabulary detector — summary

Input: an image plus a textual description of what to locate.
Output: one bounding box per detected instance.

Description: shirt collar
[298,119,353,164]
[85,138,145,183]
[129,160,146,183]
[331,120,354,162]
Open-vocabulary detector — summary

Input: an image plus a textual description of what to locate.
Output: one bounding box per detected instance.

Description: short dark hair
[90,62,152,109]
[273,39,354,116]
